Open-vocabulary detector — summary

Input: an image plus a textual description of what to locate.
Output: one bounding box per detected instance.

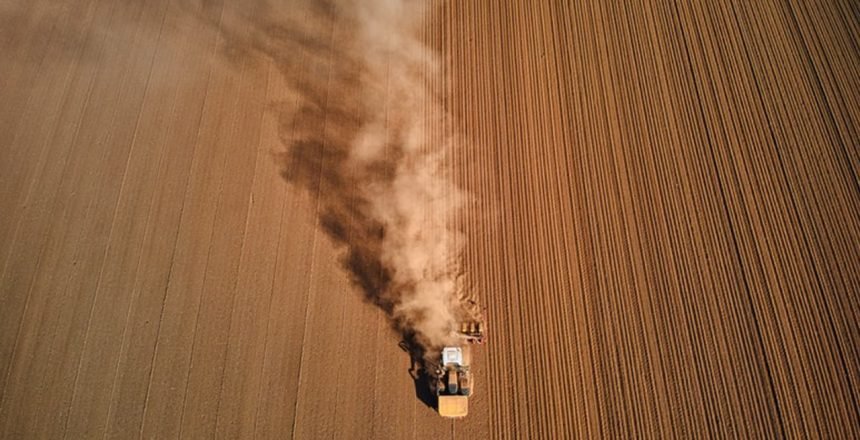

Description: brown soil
[0,0,857,438]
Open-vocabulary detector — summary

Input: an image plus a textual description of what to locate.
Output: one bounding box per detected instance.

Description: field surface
[1,0,858,438]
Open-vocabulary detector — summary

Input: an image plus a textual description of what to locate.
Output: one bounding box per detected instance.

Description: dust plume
[233,0,482,357]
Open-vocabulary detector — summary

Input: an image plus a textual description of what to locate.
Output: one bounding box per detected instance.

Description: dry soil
[0,0,858,438]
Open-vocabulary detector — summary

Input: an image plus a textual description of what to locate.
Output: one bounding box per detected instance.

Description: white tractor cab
[434,321,484,418]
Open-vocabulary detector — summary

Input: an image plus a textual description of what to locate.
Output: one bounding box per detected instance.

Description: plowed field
[1,0,858,438]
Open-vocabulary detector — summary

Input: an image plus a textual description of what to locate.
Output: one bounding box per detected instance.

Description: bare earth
[1,0,858,438]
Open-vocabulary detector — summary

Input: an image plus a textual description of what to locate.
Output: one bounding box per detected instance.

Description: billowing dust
[229,0,484,361]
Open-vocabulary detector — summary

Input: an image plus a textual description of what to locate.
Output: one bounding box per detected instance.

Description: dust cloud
[221,0,481,358]
[346,0,477,351]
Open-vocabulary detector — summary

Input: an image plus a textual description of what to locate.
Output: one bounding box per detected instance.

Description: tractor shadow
[400,339,437,410]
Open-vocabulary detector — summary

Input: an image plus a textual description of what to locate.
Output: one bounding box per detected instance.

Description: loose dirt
[0,0,857,438]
